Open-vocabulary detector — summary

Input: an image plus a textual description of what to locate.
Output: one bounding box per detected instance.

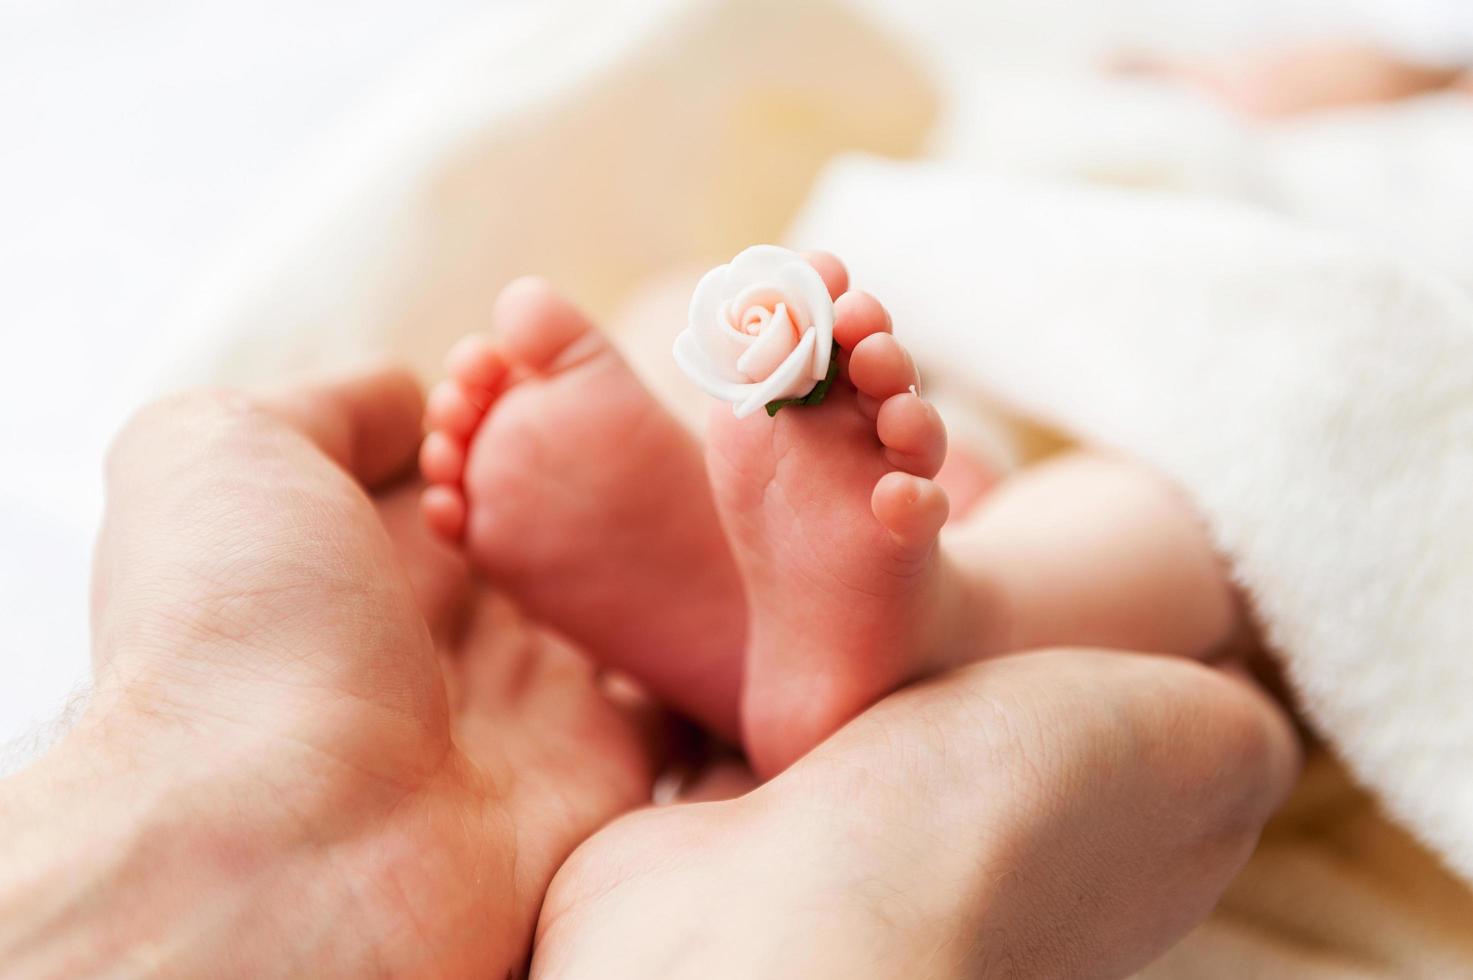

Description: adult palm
[16,367,1298,980]
[58,370,654,978]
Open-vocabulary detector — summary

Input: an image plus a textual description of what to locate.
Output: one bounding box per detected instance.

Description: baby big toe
[494,276,604,372]
[803,250,850,301]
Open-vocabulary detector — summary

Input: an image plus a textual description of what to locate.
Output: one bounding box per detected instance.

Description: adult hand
[0,369,1300,979]
[536,649,1300,979]
[0,369,656,978]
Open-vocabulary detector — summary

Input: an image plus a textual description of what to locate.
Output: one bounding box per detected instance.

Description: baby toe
[420,484,467,542]
[871,472,949,551]
[848,332,917,401]
[803,250,850,300]
[426,380,486,440]
[494,276,604,372]
[833,291,893,351]
[877,392,947,478]
[420,430,467,486]
[445,335,507,392]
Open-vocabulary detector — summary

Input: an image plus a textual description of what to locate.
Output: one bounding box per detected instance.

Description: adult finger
[534,651,1299,979]
[91,373,443,748]
[260,366,425,488]
[758,650,1300,979]
[375,478,471,647]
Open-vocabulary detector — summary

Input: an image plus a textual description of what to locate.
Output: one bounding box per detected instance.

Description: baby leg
[936,450,1242,672]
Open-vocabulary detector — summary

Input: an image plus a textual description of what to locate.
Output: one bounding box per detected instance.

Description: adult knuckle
[109,388,267,471]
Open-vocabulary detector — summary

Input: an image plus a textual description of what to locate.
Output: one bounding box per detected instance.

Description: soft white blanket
[179,0,1473,972]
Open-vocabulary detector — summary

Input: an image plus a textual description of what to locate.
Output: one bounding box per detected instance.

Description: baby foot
[420,277,746,738]
[705,287,987,776]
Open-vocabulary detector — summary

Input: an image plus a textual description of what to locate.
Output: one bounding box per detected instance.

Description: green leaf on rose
[765,342,841,418]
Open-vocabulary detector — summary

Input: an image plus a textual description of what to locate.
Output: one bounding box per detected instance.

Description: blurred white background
[1,0,1468,746]
[0,0,495,745]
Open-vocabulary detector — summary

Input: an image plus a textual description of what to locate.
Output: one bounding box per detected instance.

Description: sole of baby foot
[705,289,990,777]
[419,276,746,740]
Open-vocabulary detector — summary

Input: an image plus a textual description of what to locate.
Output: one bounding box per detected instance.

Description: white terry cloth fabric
[934,73,1473,295]
[791,156,1473,885]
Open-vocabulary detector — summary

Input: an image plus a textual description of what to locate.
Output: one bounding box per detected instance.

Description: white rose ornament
[673,245,838,418]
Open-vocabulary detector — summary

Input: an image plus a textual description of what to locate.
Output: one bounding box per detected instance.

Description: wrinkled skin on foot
[421,277,747,739]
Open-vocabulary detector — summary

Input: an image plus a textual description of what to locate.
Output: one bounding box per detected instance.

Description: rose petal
[738,306,772,337]
[674,330,757,402]
[689,262,728,333]
[773,260,834,380]
[688,262,750,381]
[730,284,787,322]
[727,244,801,284]
[735,303,799,381]
[675,244,837,418]
[734,329,818,419]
